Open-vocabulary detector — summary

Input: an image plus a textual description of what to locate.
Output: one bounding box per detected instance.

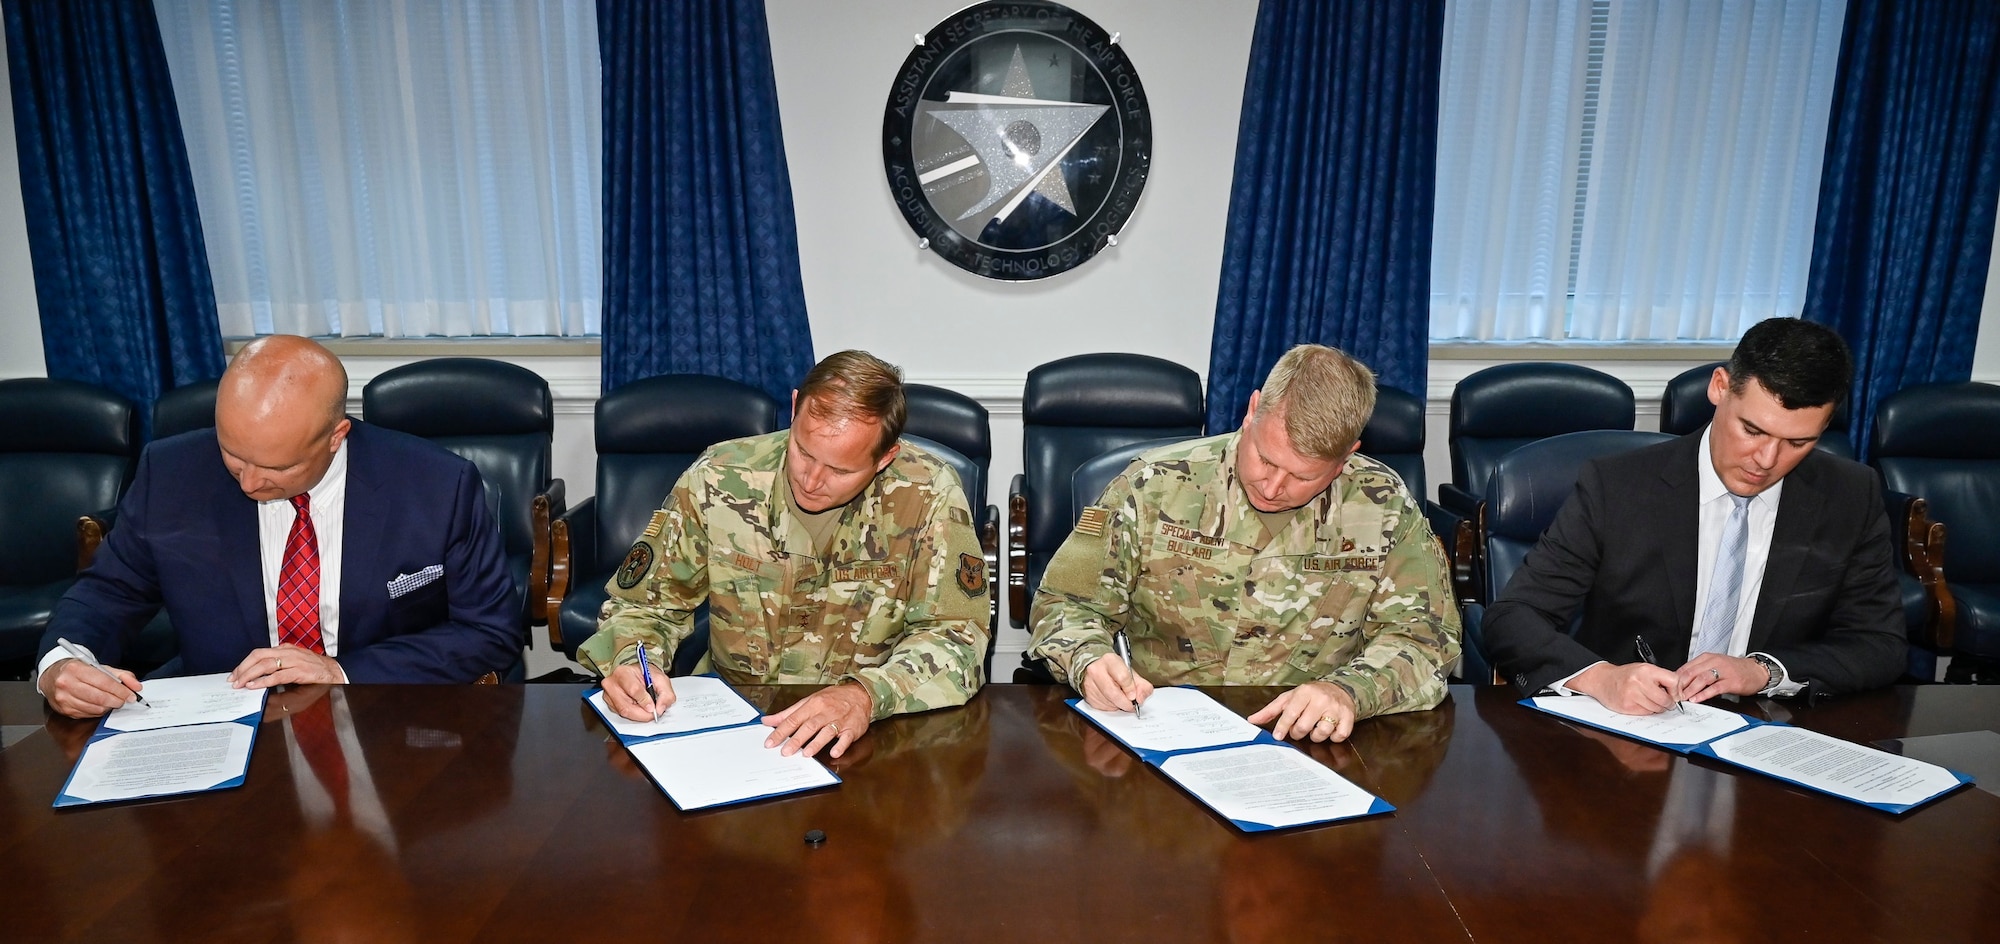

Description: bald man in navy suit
[38,336,516,718]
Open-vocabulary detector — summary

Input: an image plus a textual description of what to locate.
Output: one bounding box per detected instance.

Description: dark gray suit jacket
[1483,432,1905,698]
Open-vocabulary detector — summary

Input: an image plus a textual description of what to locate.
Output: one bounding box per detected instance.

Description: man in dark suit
[37,335,517,718]
[1484,318,1905,714]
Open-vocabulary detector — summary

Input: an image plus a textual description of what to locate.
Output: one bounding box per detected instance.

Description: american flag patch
[386,564,445,599]
[1075,506,1109,537]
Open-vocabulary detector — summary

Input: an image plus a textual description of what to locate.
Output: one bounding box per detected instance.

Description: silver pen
[56,638,148,708]
[1111,630,1142,719]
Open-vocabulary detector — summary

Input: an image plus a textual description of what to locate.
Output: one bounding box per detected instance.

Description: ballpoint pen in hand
[637,643,663,723]
[1111,630,1142,719]
[1632,635,1685,714]
[56,637,148,708]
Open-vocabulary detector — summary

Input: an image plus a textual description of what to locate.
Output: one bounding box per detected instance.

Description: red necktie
[277,493,325,654]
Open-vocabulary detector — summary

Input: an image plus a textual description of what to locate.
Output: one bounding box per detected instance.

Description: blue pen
[637,642,663,723]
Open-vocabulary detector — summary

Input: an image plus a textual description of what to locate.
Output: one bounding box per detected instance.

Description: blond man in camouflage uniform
[1028,345,1459,743]
[581,351,990,759]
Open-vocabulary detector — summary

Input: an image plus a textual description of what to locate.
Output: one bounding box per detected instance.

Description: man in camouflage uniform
[1028,344,1459,743]
[580,351,990,759]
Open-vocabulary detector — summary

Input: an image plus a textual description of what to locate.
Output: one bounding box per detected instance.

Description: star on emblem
[915,45,1108,225]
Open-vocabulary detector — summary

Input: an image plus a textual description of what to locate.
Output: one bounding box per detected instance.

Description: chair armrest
[1887,491,1955,652]
[546,497,598,648]
[527,478,568,626]
[1008,474,1028,629]
[76,508,117,572]
[1451,509,1482,608]
[1438,482,1480,517]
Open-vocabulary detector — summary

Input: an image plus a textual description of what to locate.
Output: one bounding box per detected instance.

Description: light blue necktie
[1692,494,1753,657]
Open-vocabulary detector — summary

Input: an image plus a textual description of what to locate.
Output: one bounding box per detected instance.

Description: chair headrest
[1451,363,1634,436]
[1360,386,1424,452]
[0,378,137,455]
[598,374,780,453]
[903,384,991,463]
[1024,354,1203,427]
[1873,382,2000,460]
[362,358,552,436]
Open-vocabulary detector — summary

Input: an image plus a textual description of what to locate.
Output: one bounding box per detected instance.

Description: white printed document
[1069,686,1392,832]
[55,675,265,808]
[586,676,762,740]
[1696,724,1970,814]
[1073,686,1264,753]
[102,674,268,733]
[584,675,839,809]
[626,724,840,811]
[1524,694,1754,752]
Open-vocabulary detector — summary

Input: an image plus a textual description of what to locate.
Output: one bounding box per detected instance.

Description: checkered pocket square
[387,564,445,599]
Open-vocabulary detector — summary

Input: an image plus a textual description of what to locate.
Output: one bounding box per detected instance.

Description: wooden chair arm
[546,516,573,649]
[1901,497,1956,652]
[527,478,567,626]
[76,512,112,572]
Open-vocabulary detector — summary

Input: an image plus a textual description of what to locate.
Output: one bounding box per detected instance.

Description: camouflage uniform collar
[1219,431,1343,556]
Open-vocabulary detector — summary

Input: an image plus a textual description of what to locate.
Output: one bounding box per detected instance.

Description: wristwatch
[1749,653,1782,694]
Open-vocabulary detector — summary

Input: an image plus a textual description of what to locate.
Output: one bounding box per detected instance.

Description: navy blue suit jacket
[41,422,518,682]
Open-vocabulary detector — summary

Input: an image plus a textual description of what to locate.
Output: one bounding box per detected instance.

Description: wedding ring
[827,723,840,735]
[1317,715,1335,727]
[275,659,284,670]
[1709,668,1721,681]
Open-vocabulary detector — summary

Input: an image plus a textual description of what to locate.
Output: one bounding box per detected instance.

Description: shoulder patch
[1075,505,1109,538]
[956,552,987,597]
[615,542,655,589]
[641,510,668,540]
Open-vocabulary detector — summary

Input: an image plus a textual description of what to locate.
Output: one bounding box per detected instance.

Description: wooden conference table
[2,682,1997,942]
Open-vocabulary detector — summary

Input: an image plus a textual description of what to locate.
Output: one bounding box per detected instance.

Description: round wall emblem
[882,2,1151,281]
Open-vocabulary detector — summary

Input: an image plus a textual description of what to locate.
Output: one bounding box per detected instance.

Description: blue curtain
[4,0,223,418]
[1804,0,2000,458]
[1205,0,1444,433]
[597,0,815,403]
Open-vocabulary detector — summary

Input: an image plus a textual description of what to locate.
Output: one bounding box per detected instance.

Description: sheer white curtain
[156,0,601,338]
[1431,0,1845,342]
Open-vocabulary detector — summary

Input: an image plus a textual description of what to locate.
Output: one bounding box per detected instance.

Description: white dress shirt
[260,440,348,656]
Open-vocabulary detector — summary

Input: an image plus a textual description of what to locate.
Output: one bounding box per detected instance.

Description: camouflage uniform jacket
[578,432,991,720]
[1026,433,1460,719]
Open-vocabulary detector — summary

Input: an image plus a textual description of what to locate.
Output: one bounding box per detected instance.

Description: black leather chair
[902,385,1000,668]
[1438,363,1634,604]
[1008,354,1203,631]
[1659,362,1726,436]
[1660,360,1854,458]
[1359,386,1426,500]
[1460,429,1674,683]
[547,375,779,671]
[0,379,137,675]
[1872,382,2000,683]
[363,360,565,671]
[151,379,220,440]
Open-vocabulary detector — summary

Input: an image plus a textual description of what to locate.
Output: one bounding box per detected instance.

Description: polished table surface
[3,682,1998,943]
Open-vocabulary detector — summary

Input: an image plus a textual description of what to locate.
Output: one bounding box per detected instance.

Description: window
[1430,0,1846,342]
[156,0,601,338]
